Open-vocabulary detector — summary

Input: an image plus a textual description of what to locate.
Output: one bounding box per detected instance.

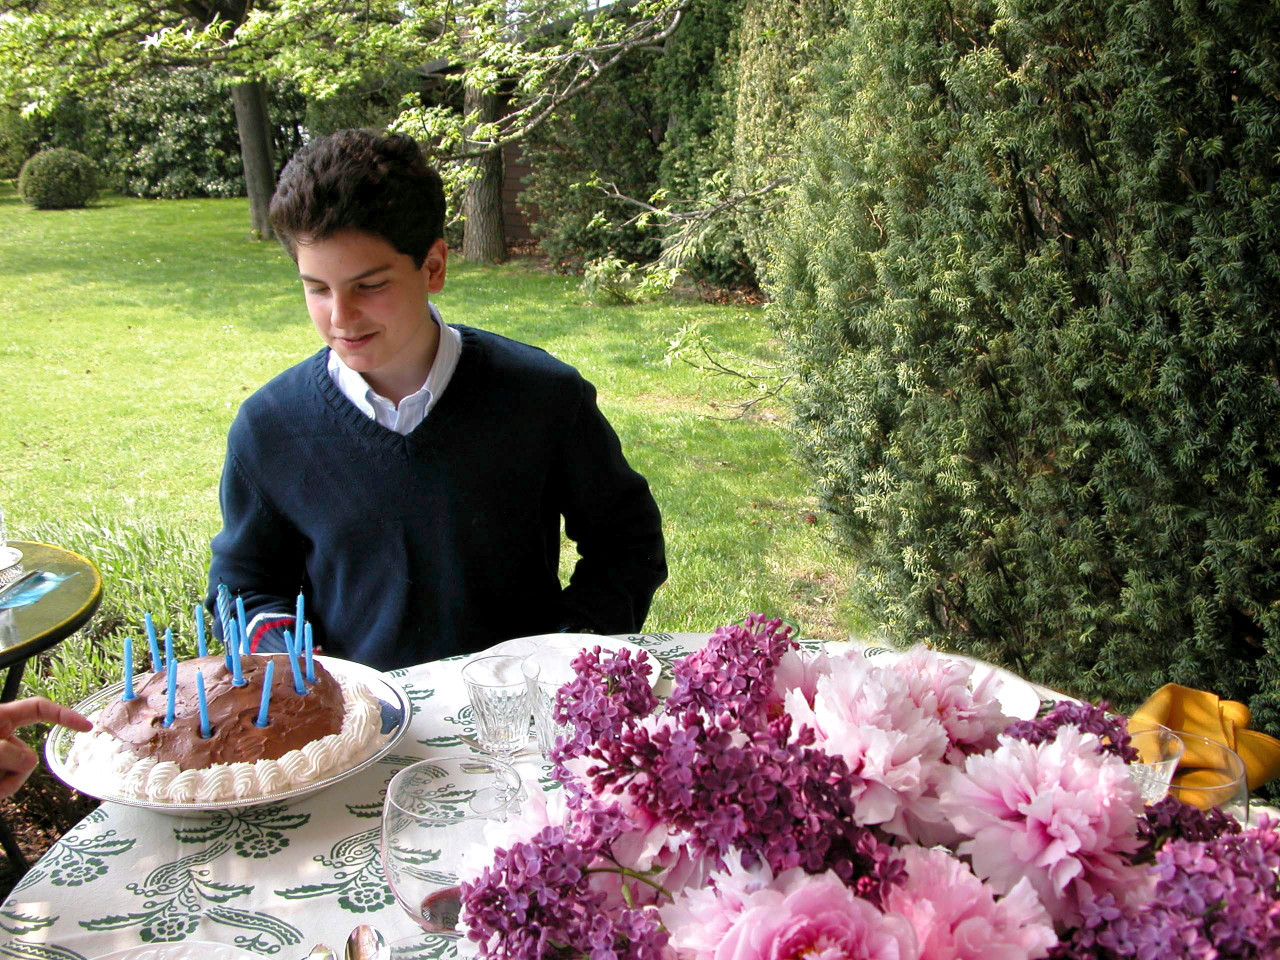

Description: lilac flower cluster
[664,615,797,728]
[1131,795,1239,862]
[553,647,658,756]
[1051,820,1280,959]
[462,816,669,960]
[1004,701,1139,762]
[576,705,902,906]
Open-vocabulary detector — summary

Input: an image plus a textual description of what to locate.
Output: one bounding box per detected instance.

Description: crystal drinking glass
[522,656,575,759]
[1125,718,1185,803]
[381,756,522,936]
[461,655,532,758]
[1166,730,1250,824]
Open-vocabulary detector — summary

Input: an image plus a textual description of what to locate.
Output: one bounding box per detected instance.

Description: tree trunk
[231,80,276,242]
[462,85,506,264]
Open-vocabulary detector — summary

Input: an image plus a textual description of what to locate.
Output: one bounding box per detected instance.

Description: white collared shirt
[326,303,462,435]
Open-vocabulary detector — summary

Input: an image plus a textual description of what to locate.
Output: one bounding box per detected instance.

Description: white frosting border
[65,673,388,804]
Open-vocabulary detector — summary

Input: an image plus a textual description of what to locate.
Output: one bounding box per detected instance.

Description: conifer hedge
[772,0,1280,726]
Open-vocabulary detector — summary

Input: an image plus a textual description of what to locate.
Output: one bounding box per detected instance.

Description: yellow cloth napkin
[1130,683,1280,793]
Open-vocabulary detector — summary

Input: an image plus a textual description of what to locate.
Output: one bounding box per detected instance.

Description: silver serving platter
[46,655,410,816]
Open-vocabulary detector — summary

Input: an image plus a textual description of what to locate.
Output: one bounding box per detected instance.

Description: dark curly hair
[268,129,446,267]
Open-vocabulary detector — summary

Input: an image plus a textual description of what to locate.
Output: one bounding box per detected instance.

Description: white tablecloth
[0,633,711,960]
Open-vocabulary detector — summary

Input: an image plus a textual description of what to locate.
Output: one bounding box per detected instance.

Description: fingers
[0,697,93,741]
[0,735,38,800]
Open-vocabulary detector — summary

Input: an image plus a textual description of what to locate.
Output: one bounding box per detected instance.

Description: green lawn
[0,184,864,705]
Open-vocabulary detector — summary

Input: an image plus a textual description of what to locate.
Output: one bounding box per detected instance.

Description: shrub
[0,108,35,180]
[17,148,98,209]
[727,0,846,282]
[652,0,755,288]
[580,256,677,304]
[100,68,305,199]
[772,0,1280,729]
[519,60,665,271]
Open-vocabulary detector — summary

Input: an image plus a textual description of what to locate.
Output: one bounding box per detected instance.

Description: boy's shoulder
[456,325,580,382]
[229,350,327,438]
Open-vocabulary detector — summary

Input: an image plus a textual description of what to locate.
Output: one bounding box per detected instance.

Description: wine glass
[1166,730,1250,824]
[461,655,532,758]
[1125,718,1185,803]
[381,756,522,936]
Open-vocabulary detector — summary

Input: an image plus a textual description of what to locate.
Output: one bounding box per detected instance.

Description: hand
[0,697,92,799]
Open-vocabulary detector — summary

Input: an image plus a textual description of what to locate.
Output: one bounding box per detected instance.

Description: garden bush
[519,60,665,271]
[773,0,1280,728]
[0,109,35,180]
[17,148,98,209]
[728,0,845,281]
[651,0,755,288]
[100,68,304,199]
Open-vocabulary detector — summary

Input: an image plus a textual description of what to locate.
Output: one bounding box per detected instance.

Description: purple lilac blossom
[664,614,797,729]
[574,703,903,906]
[1050,819,1280,959]
[461,816,669,960]
[1131,795,1239,862]
[1004,701,1139,763]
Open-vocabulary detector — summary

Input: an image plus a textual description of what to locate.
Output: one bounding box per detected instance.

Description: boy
[206,129,667,671]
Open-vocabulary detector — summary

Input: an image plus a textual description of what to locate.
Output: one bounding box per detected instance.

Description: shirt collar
[327,303,455,418]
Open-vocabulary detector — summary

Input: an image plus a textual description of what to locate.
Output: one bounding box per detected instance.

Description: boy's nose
[330,294,359,328]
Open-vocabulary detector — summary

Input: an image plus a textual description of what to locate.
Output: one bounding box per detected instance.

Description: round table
[0,540,103,702]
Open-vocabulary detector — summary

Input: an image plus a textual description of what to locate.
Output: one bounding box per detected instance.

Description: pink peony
[661,857,919,960]
[939,725,1152,928]
[882,846,1057,960]
[890,648,1009,761]
[782,653,954,843]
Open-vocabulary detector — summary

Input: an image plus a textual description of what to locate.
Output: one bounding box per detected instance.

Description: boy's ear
[424,238,447,294]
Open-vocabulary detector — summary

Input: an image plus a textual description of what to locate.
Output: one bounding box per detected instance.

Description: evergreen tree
[773,0,1280,726]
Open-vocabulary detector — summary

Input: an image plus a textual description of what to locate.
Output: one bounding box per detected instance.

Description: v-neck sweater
[206,325,667,671]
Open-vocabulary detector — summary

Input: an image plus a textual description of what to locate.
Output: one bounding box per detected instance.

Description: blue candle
[295,591,305,646]
[304,622,315,683]
[283,633,306,695]
[235,596,249,654]
[216,584,233,650]
[230,624,244,686]
[163,658,177,727]
[196,669,211,738]
[255,660,275,728]
[194,604,207,658]
[145,612,161,672]
[164,627,174,670]
[123,636,136,701]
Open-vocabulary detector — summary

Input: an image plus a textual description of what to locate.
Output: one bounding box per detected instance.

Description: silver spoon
[345,924,389,960]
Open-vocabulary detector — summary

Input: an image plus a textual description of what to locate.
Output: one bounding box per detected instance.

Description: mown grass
[0,183,867,715]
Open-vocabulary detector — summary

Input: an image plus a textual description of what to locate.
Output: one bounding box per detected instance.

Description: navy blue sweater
[206,326,667,671]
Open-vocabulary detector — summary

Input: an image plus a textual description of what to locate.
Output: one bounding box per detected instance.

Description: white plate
[93,943,259,960]
[482,634,659,688]
[858,646,1043,720]
[46,656,411,816]
[0,545,20,570]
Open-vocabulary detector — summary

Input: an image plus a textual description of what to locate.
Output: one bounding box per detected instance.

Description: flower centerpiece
[460,617,1280,960]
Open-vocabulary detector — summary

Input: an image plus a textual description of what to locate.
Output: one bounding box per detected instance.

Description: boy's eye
[359,281,387,292]
[305,285,329,296]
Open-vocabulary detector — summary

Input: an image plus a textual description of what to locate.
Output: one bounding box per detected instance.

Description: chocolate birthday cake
[65,653,388,803]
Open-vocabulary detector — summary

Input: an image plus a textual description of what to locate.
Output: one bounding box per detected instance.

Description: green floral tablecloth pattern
[0,633,706,960]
